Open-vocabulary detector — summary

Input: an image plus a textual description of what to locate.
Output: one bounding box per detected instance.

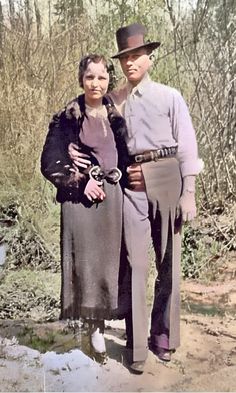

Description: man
[110,23,203,373]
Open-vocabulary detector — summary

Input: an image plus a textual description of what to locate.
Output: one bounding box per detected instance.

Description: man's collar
[127,73,150,95]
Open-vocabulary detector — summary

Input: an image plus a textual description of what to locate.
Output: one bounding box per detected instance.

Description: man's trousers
[123,157,182,362]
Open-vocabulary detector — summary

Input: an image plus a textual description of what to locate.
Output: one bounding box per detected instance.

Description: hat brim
[111,41,160,59]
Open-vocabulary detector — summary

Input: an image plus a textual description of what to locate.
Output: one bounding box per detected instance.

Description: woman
[41,54,126,358]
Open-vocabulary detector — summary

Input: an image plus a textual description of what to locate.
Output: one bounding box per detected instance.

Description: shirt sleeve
[171,89,204,177]
[109,85,128,116]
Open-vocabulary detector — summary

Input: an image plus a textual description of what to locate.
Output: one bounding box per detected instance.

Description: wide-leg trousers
[123,157,182,362]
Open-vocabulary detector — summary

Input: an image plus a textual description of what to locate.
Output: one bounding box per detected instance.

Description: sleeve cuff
[180,158,204,177]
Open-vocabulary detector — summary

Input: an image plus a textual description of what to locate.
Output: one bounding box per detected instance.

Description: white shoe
[91,328,106,354]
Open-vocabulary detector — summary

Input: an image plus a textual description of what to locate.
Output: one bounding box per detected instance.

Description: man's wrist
[183,189,195,194]
[182,175,196,193]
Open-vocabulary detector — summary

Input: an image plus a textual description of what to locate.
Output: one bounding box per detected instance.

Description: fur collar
[65,98,82,120]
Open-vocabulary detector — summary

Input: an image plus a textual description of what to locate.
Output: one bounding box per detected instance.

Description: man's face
[119,48,152,86]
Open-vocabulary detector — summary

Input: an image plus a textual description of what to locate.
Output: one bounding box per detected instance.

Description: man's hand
[127,164,146,191]
[176,191,196,222]
[176,175,197,222]
[84,178,106,202]
[68,142,91,169]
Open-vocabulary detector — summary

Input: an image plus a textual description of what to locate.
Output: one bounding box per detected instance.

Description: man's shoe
[130,360,145,374]
[155,347,172,362]
[149,338,173,362]
[90,328,106,354]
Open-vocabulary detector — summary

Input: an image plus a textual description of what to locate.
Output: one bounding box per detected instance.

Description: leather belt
[129,146,178,164]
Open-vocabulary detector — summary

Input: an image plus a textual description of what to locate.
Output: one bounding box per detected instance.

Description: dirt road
[0,277,235,392]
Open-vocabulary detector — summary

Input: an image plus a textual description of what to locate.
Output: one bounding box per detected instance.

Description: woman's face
[83,60,109,106]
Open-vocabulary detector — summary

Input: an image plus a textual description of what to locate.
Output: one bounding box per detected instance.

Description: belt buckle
[134,154,143,163]
[89,165,104,181]
[106,167,122,183]
[153,150,160,161]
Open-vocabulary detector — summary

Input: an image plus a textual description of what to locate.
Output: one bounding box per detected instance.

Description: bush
[0,189,60,272]
[181,223,222,280]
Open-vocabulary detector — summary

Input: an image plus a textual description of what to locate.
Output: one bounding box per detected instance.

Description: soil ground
[0,259,235,392]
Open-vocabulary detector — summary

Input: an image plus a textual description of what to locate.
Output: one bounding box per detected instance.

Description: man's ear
[148,54,153,67]
[147,49,154,65]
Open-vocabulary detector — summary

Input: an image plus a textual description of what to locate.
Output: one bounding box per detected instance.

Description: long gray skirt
[60,181,123,321]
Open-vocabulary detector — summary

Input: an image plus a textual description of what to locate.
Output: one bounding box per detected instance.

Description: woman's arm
[41,111,86,188]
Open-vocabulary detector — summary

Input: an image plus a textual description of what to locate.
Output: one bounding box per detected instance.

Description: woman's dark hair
[78,54,117,91]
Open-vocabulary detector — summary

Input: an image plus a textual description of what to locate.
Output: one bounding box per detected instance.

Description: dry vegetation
[0,0,235,297]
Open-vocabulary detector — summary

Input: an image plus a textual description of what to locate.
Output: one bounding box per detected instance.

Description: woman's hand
[68,142,91,169]
[84,178,106,202]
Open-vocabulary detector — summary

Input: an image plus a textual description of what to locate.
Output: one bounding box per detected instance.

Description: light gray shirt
[111,74,203,177]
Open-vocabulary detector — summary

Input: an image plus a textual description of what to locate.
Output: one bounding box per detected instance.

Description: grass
[0,269,61,321]
[18,327,57,353]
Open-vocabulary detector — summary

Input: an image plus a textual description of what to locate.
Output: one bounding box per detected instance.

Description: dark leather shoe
[130,360,145,374]
[149,339,173,362]
[155,347,172,362]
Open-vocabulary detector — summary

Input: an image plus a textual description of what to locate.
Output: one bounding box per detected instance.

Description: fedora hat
[112,23,160,59]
